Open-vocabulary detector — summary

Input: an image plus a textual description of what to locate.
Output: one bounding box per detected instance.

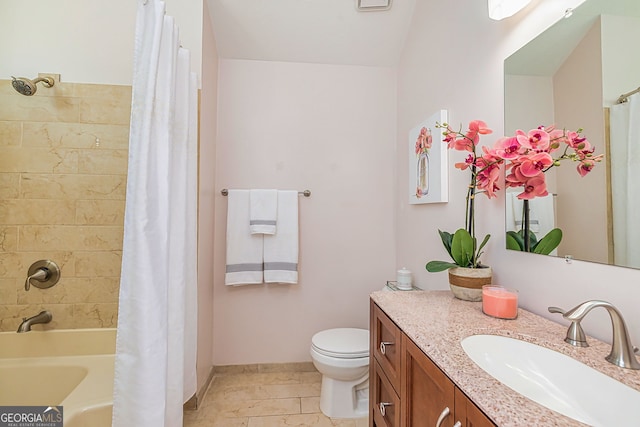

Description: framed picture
[409,110,448,204]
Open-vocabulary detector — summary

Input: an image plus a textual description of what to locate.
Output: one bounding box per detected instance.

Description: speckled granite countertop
[370,290,640,427]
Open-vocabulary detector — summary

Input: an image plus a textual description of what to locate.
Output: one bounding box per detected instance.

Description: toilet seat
[311,328,369,359]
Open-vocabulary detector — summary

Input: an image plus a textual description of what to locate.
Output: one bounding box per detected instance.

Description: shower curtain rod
[221,188,311,197]
[616,86,640,104]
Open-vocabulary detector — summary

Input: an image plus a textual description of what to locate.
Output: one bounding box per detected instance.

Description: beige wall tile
[21,174,127,200]
[73,84,131,101]
[0,200,75,225]
[78,149,128,174]
[0,173,19,198]
[71,303,118,328]
[0,303,74,332]
[0,121,21,146]
[0,95,79,122]
[0,226,18,251]
[76,200,125,225]
[0,147,78,173]
[0,77,74,99]
[9,250,75,283]
[79,98,131,125]
[74,251,122,277]
[0,278,17,304]
[1,81,131,330]
[0,252,21,277]
[22,122,130,149]
[19,225,123,251]
[18,277,119,305]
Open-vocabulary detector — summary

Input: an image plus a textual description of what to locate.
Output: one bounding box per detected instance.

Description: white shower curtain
[112,1,198,426]
[610,93,640,269]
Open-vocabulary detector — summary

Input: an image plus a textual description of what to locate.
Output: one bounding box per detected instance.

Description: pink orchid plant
[426,120,502,272]
[493,125,603,252]
[494,125,603,200]
[426,120,604,270]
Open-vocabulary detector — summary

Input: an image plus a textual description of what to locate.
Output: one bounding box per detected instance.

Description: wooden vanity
[368,290,640,427]
[370,300,494,427]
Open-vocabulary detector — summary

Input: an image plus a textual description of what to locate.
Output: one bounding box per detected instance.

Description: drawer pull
[453,422,462,427]
[379,402,393,417]
[380,341,394,354]
[435,406,450,427]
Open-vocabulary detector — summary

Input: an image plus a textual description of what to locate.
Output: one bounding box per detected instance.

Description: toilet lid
[311,328,369,359]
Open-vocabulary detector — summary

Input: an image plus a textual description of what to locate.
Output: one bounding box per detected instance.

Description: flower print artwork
[409,110,448,205]
[415,126,432,197]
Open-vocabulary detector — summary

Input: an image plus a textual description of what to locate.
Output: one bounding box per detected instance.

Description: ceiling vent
[357,0,392,11]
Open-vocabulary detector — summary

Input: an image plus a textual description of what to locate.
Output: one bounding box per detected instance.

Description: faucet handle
[548,306,589,347]
[548,306,566,315]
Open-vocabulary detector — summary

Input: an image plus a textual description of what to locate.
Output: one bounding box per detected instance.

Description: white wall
[0,0,202,85]
[553,20,607,263]
[601,15,640,106]
[196,0,218,393]
[396,0,640,347]
[213,59,397,365]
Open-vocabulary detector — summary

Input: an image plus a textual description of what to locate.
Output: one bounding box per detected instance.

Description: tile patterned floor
[183,363,369,427]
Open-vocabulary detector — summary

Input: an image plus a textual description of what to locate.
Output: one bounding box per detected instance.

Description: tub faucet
[17,310,52,333]
[549,300,640,370]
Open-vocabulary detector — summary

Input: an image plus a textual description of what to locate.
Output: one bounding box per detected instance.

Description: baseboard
[213,361,316,375]
[183,365,215,410]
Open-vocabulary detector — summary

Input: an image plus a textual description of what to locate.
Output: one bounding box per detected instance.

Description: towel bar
[221,189,311,197]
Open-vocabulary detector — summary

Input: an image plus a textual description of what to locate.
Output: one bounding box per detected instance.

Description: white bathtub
[0,328,116,427]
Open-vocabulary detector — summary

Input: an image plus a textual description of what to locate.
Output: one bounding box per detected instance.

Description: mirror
[504,0,640,268]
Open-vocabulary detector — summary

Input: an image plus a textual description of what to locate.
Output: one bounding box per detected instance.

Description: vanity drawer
[371,301,402,392]
[372,359,401,427]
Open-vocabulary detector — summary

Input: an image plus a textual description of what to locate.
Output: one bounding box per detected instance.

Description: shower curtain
[112,1,198,426]
[610,93,640,269]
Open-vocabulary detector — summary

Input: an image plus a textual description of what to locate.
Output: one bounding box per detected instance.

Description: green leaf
[425,261,459,272]
[519,229,538,248]
[506,231,523,250]
[437,230,454,258]
[532,228,563,255]
[450,229,473,267]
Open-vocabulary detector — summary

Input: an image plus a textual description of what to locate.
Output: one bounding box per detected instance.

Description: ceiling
[206,0,417,67]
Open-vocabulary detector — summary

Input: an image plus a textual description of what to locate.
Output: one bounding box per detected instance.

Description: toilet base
[319,374,369,419]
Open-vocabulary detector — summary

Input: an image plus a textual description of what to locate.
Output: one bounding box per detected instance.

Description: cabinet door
[371,359,401,427]
[454,388,496,427]
[401,334,456,427]
[371,301,402,392]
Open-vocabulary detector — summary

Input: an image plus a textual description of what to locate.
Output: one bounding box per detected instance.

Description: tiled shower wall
[0,76,130,331]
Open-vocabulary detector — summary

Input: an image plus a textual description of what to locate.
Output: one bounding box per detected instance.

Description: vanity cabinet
[370,300,496,427]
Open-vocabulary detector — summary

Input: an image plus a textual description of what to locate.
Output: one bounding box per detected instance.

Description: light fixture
[357,0,391,12]
[487,0,532,21]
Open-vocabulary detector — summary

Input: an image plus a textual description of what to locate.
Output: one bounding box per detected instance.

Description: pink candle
[482,286,518,319]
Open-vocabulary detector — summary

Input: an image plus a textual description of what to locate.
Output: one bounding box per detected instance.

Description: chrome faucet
[17,310,52,333]
[549,300,640,370]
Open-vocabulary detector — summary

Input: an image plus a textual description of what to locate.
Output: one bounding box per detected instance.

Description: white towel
[264,190,299,284]
[250,189,278,235]
[225,190,263,285]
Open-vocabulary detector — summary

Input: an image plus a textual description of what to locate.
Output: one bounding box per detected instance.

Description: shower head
[11,76,55,96]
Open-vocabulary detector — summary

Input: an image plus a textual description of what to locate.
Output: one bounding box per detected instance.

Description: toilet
[310,328,370,419]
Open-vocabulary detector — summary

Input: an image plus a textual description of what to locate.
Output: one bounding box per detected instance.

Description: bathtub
[0,328,116,427]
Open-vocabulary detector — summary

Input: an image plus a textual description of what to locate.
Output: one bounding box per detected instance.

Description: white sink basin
[461,334,640,426]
